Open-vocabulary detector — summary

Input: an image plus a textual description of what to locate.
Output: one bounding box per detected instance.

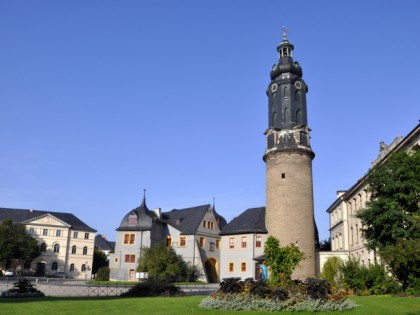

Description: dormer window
[176,219,181,225]
[128,213,137,226]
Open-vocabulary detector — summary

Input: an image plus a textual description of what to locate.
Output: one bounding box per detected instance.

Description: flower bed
[199,278,358,312]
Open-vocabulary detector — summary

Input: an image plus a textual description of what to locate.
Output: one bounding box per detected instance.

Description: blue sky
[1,1,419,242]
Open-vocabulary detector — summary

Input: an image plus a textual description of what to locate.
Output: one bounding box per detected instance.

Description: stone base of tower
[265,150,316,279]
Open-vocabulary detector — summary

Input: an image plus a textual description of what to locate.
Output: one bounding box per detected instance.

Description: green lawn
[0,295,419,315]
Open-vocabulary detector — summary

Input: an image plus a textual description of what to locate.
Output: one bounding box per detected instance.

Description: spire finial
[143,189,146,202]
[212,197,216,210]
[282,25,288,40]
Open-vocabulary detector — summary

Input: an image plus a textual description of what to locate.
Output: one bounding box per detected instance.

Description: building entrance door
[36,262,46,276]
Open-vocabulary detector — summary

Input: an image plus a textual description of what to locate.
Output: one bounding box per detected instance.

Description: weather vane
[282,25,289,40]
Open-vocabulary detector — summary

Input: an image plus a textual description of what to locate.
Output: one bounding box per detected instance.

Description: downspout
[140,231,143,259]
[193,233,196,267]
[253,234,256,279]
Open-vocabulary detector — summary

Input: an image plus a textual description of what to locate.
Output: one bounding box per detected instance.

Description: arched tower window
[283,107,289,123]
[296,110,302,124]
[81,264,86,272]
[83,246,88,255]
[272,112,277,126]
[70,264,75,272]
[72,245,76,254]
[295,90,301,103]
[283,87,289,100]
[40,243,47,252]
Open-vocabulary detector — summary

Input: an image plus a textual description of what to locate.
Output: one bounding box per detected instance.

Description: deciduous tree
[264,236,305,287]
[357,146,420,290]
[0,219,40,270]
[92,249,109,275]
[137,244,189,282]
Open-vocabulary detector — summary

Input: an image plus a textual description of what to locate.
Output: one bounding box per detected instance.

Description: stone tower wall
[265,150,316,279]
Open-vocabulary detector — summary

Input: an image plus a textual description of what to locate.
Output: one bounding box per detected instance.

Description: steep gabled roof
[163,204,226,235]
[220,207,267,235]
[95,234,115,252]
[0,207,96,232]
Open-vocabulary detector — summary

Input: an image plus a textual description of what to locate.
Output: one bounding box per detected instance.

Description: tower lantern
[264,32,317,279]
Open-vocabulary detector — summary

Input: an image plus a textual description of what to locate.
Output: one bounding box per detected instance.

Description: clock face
[271,83,278,93]
[294,81,302,90]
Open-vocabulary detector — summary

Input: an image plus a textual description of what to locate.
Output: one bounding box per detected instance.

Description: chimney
[154,208,161,219]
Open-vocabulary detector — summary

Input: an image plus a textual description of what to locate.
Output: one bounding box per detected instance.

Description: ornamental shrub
[199,293,357,312]
[321,256,344,290]
[95,267,110,281]
[218,277,244,294]
[305,278,331,300]
[264,236,305,287]
[120,280,184,297]
[340,257,400,295]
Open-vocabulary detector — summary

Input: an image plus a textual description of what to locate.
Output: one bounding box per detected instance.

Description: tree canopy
[357,147,419,249]
[0,219,41,270]
[137,244,190,283]
[356,146,420,290]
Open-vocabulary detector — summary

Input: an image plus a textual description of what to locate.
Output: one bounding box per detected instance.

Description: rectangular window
[179,236,186,247]
[229,262,234,272]
[28,227,35,235]
[241,236,247,248]
[114,257,119,264]
[73,231,78,239]
[229,237,235,249]
[203,220,206,228]
[124,233,135,244]
[200,237,205,248]
[129,269,135,278]
[241,262,246,272]
[355,224,359,244]
[43,229,48,236]
[211,222,214,229]
[207,221,211,229]
[209,242,215,252]
[216,239,220,249]
[256,236,262,248]
[84,233,89,240]
[124,254,136,263]
[166,236,172,247]
[56,230,61,237]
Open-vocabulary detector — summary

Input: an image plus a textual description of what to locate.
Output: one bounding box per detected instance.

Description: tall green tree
[137,244,188,282]
[264,236,305,287]
[356,146,420,290]
[92,249,109,275]
[0,219,41,270]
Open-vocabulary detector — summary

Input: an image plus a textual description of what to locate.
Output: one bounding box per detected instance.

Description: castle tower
[263,31,316,278]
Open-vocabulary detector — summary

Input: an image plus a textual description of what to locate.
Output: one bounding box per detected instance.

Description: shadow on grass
[0,294,200,304]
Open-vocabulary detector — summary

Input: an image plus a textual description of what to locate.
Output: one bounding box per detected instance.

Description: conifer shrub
[1,279,44,297]
[321,256,344,290]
